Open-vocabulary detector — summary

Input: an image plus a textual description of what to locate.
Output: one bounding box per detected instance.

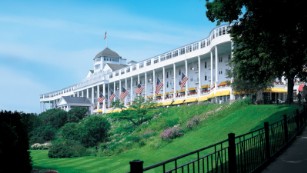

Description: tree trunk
[287,77,294,104]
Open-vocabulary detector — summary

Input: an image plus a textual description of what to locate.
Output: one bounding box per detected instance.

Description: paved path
[261,127,307,173]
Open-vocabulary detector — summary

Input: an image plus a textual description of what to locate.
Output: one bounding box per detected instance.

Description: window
[205,61,207,68]
[186,45,192,53]
[166,72,169,78]
[201,41,206,48]
[219,57,223,62]
[205,76,207,81]
[193,43,199,50]
[180,48,185,55]
[166,53,172,59]
[160,56,165,61]
[228,55,231,61]
[172,50,178,57]
[167,82,169,88]
[179,69,181,75]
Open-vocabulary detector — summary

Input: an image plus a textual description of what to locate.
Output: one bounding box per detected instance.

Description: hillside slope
[32,101,300,173]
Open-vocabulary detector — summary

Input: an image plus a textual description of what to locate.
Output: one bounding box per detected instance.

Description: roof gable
[94,47,121,60]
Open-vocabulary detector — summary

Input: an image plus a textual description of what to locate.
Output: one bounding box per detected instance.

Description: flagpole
[104,31,108,48]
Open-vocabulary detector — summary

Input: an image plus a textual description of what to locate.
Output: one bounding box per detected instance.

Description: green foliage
[48,139,87,158]
[58,122,80,141]
[67,107,88,122]
[31,103,301,173]
[40,108,68,129]
[111,96,158,126]
[0,111,32,173]
[30,125,57,143]
[79,116,111,147]
[206,0,307,103]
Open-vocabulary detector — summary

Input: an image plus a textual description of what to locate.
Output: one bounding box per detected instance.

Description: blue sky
[0,0,217,113]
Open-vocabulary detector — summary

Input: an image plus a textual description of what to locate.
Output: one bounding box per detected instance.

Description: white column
[210,50,213,88]
[185,60,188,98]
[108,83,110,108]
[173,63,176,99]
[230,41,235,100]
[86,88,89,99]
[77,91,79,97]
[102,83,106,113]
[125,78,128,106]
[215,46,218,90]
[113,82,116,102]
[119,80,122,102]
[198,56,201,97]
[162,66,165,101]
[91,87,94,107]
[130,77,133,101]
[153,70,156,100]
[145,72,147,100]
[97,85,100,109]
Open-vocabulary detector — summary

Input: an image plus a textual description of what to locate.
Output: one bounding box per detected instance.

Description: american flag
[180,73,189,89]
[120,87,129,100]
[98,94,104,103]
[155,78,163,94]
[109,91,116,102]
[104,31,107,40]
[135,84,144,94]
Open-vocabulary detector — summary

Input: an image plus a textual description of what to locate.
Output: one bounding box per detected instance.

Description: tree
[39,108,68,128]
[111,96,157,126]
[79,116,110,147]
[67,107,88,122]
[0,111,32,173]
[206,0,307,103]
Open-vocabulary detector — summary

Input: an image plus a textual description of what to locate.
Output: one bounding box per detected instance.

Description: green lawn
[31,102,300,173]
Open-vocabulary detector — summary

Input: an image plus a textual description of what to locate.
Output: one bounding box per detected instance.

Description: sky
[0,0,217,114]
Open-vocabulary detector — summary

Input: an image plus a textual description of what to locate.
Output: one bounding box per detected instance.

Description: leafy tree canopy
[206,0,307,103]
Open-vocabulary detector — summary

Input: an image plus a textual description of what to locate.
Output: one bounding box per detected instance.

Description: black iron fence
[129,106,307,173]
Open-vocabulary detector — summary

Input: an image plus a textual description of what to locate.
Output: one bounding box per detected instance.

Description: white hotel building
[40,25,290,113]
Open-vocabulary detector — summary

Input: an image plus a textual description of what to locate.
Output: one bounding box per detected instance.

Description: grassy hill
[31,101,300,173]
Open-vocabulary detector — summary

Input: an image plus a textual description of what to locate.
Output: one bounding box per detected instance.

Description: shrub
[160,126,183,141]
[48,139,87,158]
[186,116,201,129]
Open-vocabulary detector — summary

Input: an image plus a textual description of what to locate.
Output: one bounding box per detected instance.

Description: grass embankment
[31,101,300,173]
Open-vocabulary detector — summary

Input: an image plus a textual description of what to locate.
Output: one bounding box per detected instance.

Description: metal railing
[129,106,307,173]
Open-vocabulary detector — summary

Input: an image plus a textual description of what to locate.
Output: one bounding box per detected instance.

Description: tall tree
[206,0,307,103]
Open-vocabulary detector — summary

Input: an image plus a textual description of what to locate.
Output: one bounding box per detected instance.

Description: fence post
[283,114,288,143]
[129,160,143,173]
[295,109,300,132]
[264,122,270,161]
[228,133,237,173]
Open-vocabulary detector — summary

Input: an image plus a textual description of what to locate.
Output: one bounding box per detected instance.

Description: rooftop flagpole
[104,31,108,48]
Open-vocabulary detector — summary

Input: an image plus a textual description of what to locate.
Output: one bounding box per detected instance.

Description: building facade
[40,25,290,113]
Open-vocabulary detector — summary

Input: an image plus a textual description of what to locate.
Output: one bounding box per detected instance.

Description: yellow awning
[189,87,196,91]
[172,99,185,105]
[185,97,198,103]
[201,84,210,89]
[177,89,185,93]
[107,108,122,113]
[162,100,173,106]
[198,95,209,102]
[265,88,287,93]
[215,90,230,97]
[218,81,229,87]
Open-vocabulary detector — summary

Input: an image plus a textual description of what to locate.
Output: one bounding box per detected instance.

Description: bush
[48,139,87,158]
[160,126,183,141]
[79,116,111,147]
[186,116,201,129]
